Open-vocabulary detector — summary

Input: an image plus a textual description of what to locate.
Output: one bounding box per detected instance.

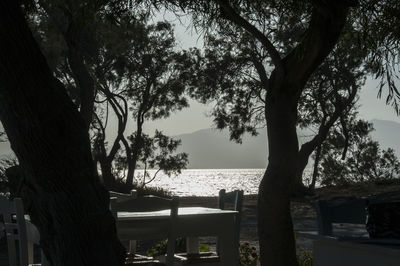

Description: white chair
[0,195,47,266]
[111,195,179,266]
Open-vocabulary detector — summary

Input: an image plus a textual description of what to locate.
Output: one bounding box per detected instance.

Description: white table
[117,207,239,266]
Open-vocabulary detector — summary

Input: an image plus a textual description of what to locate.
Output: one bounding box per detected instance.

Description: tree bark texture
[0,1,125,265]
[258,89,299,266]
[257,3,351,265]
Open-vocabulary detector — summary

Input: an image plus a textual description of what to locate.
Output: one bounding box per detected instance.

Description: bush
[372,178,400,186]
[297,249,312,266]
[135,186,172,198]
[111,177,172,197]
[239,242,259,266]
[149,240,261,266]
[147,238,210,257]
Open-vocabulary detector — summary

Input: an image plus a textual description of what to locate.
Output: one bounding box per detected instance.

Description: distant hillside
[175,128,268,169]
[175,119,400,169]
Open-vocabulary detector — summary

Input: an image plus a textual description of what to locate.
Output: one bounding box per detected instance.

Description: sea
[137,169,265,197]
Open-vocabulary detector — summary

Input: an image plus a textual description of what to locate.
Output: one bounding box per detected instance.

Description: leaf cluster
[116,130,188,184]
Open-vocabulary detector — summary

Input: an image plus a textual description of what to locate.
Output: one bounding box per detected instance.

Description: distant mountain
[175,128,268,169]
[175,119,400,169]
[0,119,399,168]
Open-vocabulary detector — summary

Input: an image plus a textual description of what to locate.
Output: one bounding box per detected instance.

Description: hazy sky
[358,78,400,123]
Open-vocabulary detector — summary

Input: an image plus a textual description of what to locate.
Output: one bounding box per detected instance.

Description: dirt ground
[179,194,316,251]
[179,183,400,251]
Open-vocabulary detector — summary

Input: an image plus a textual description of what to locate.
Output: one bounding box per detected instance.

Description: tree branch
[216,0,283,72]
[283,3,351,91]
[250,53,269,91]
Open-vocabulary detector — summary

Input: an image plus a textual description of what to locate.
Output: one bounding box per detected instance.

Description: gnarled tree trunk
[258,86,299,266]
[0,1,125,265]
[257,3,352,265]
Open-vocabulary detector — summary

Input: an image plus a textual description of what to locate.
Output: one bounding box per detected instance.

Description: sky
[358,78,400,123]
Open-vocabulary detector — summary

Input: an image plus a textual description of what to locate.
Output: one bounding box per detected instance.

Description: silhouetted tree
[116,130,188,187]
[294,26,366,192]
[89,17,194,189]
[138,1,400,265]
[0,0,125,265]
[27,3,195,190]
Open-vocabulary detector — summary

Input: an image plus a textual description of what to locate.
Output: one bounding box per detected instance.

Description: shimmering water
[139,169,265,196]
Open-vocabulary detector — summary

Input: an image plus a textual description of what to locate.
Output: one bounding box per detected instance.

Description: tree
[295,25,367,192]
[139,1,400,265]
[120,130,188,187]
[0,1,125,265]
[88,16,194,189]
[28,3,195,190]
[316,118,400,186]
[188,14,365,194]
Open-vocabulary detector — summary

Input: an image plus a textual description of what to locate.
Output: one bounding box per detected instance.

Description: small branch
[250,53,269,91]
[340,114,349,160]
[144,169,162,185]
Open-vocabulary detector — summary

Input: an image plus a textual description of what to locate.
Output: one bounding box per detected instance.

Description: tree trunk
[121,137,135,188]
[99,156,116,190]
[0,1,125,265]
[294,140,321,196]
[310,143,322,190]
[258,5,351,264]
[258,81,299,265]
[125,155,136,187]
[293,152,311,196]
[126,118,144,186]
[211,1,353,265]
[127,140,140,186]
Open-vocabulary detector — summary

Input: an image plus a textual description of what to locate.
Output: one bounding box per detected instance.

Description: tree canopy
[22,1,200,191]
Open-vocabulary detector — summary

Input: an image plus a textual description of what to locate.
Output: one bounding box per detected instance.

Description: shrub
[147,238,210,257]
[111,177,172,197]
[239,242,259,266]
[135,186,172,198]
[297,249,312,266]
